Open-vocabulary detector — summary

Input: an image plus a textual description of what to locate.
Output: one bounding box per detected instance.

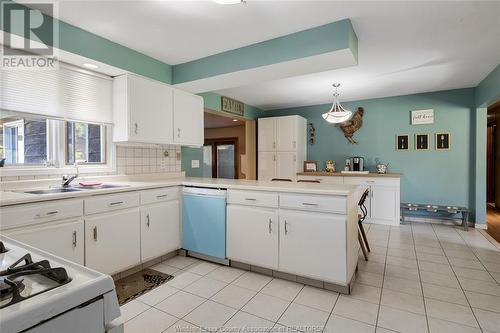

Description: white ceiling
[48,0,500,110]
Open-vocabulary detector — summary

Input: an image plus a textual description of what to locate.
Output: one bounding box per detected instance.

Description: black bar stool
[358,188,370,261]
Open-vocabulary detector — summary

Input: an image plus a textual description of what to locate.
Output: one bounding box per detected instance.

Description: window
[1,115,48,165]
[66,122,106,165]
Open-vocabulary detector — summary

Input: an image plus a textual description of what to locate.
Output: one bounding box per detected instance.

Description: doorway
[203,139,237,179]
[486,102,500,242]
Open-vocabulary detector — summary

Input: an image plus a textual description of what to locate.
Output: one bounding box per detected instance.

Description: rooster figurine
[339,107,364,144]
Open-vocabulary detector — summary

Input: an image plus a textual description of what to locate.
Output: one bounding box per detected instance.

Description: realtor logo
[1,2,59,69]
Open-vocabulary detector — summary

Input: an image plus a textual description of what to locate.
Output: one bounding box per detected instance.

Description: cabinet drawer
[0,199,83,230]
[227,190,279,208]
[141,187,179,205]
[297,175,344,185]
[279,193,346,214]
[85,192,140,215]
[343,177,400,187]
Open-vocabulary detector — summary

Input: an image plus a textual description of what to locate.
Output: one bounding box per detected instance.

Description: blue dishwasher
[182,187,227,259]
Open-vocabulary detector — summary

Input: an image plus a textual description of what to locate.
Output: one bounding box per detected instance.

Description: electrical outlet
[191,160,200,168]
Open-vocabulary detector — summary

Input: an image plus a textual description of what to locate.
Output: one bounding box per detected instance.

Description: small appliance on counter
[351,157,364,171]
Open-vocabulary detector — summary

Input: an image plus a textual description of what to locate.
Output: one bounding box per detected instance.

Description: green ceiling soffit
[172,19,358,87]
[1,0,172,84]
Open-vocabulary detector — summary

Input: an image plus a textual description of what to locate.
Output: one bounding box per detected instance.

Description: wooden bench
[400,203,470,231]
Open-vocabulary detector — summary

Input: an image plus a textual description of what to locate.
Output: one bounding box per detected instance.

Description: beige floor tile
[425,298,479,328]
[453,266,496,282]
[261,278,304,301]
[420,270,461,289]
[186,261,221,275]
[384,264,420,281]
[184,300,237,328]
[383,276,422,296]
[293,285,338,313]
[332,296,379,325]
[356,271,384,288]
[419,261,454,276]
[124,307,177,333]
[119,300,150,323]
[150,263,180,275]
[206,266,246,283]
[242,293,290,322]
[428,317,481,333]
[422,283,468,306]
[448,258,485,270]
[136,284,179,306]
[183,276,228,298]
[155,290,205,318]
[358,261,386,275]
[377,305,428,333]
[381,289,425,315]
[458,277,500,296]
[324,315,375,333]
[417,253,449,265]
[387,247,416,259]
[223,311,274,332]
[278,303,330,329]
[386,255,418,269]
[211,284,257,309]
[233,271,273,291]
[163,320,201,333]
[349,283,381,304]
[164,256,200,269]
[166,271,202,289]
[465,291,500,313]
[473,308,500,333]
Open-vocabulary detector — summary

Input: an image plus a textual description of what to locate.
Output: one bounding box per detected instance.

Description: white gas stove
[0,235,122,333]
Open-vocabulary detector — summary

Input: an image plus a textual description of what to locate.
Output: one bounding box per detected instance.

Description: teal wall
[265,89,477,219]
[2,0,172,83]
[476,65,500,107]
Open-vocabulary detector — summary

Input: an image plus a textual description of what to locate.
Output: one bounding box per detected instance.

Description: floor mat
[115,268,174,305]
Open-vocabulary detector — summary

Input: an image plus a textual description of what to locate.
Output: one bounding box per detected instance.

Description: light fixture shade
[322,83,352,124]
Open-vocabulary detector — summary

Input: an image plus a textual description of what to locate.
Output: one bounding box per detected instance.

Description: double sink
[22,184,129,195]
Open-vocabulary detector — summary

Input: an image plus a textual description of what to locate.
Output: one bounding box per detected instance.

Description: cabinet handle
[366,180,376,183]
[93,227,98,241]
[35,210,59,218]
[177,128,181,138]
[302,203,318,207]
[156,194,168,199]
[273,155,276,161]
[268,219,272,233]
[272,142,276,149]
[284,220,288,235]
[146,213,150,227]
[72,231,77,248]
[293,141,296,148]
[134,123,138,135]
[245,198,257,201]
[108,201,124,207]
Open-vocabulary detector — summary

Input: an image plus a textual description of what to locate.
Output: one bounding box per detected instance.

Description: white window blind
[0,65,113,124]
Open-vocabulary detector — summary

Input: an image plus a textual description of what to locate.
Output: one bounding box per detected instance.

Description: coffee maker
[350,157,364,171]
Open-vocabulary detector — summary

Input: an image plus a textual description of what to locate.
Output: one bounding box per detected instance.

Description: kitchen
[1,1,500,333]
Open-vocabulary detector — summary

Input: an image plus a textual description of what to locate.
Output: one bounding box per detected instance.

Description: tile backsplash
[115,145,181,175]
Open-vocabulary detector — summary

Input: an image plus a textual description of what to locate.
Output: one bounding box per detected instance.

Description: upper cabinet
[173,89,204,146]
[113,74,204,146]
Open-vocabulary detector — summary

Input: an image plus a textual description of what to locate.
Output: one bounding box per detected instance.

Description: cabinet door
[258,152,276,181]
[370,186,398,221]
[277,116,297,151]
[141,200,180,262]
[276,152,297,181]
[85,208,141,274]
[258,118,276,152]
[279,210,347,283]
[227,205,278,270]
[129,75,173,144]
[5,219,84,265]
[173,89,204,145]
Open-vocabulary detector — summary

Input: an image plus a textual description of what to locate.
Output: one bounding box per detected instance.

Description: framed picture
[436,132,450,150]
[411,109,434,125]
[415,134,429,150]
[303,160,318,172]
[396,134,410,151]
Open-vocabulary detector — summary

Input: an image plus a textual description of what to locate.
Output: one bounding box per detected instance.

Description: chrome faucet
[61,162,80,187]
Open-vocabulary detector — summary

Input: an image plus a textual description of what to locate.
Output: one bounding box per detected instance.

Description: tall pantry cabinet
[257,116,307,181]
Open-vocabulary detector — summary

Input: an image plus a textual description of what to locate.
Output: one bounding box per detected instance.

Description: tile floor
[116,222,500,333]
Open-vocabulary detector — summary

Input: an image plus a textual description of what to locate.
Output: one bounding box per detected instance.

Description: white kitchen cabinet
[257,151,277,182]
[258,115,306,181]
[113,73,173,144]
[85,208,141,275]
[141,200,180,262]
[257,118,276,152]
[279,209,347,283]
[173,89,204,146]
[370,186,399,222]
[227,205,279,270]
[5,218,84,265]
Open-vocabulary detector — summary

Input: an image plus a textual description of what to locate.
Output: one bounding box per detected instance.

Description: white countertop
[0,176,356,207]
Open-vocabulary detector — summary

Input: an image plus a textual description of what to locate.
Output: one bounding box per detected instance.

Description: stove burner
[0,253,71,309]
[0,241,7,254]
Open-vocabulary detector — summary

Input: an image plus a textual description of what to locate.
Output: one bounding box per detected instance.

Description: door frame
[204,137,238,179]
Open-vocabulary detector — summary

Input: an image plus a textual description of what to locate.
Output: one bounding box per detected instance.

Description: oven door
[25,298,105,333]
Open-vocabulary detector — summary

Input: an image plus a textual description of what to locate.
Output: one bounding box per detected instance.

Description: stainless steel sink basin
[75,184,130,190]
[23,188,83,195]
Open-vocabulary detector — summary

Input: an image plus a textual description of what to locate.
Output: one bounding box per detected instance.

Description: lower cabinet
[370,186,399,222]
[141,200,180,262]
[5,218,84,265]
[85,208,141,275]
[279,210,347,282]
[227,205,279,269]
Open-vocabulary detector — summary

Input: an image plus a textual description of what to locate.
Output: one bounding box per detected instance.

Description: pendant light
[322,83,353,124]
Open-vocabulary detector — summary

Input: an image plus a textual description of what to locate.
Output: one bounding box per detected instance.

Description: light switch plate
[191,160,200,168]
